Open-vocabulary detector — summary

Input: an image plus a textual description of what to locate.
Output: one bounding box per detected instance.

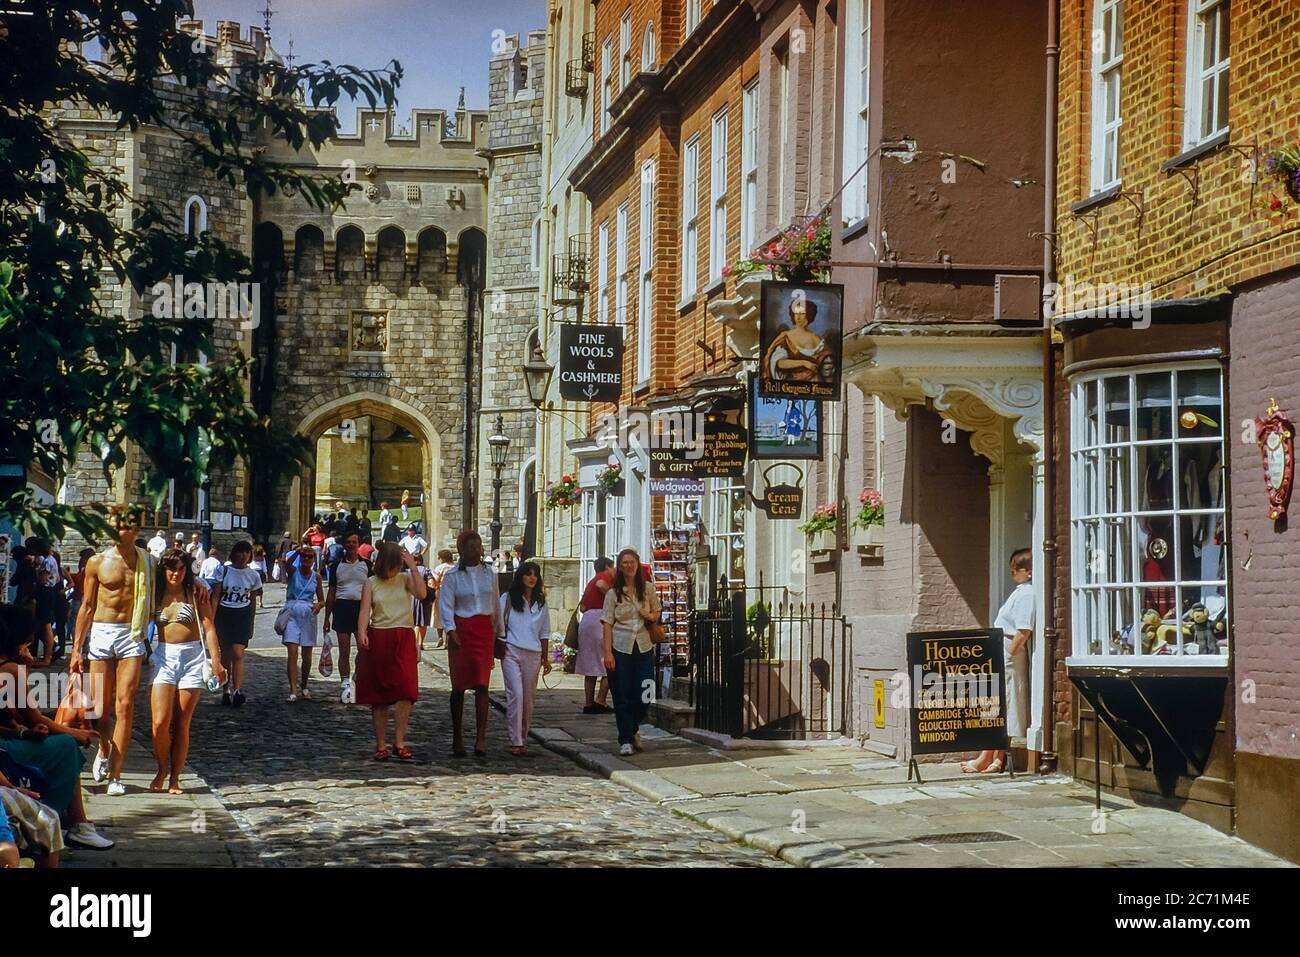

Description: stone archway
[291,387,447,545]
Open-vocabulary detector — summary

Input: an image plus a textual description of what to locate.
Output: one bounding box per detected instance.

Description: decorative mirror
[1255,398,1295,521]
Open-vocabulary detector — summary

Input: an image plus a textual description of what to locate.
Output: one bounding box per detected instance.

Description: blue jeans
[608,646,655,745]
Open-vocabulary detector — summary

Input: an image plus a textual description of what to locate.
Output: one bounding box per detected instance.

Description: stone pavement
[66,587,783,867]
[469,661,1295,869]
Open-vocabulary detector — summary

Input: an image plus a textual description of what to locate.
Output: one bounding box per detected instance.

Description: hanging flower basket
[1263,144,1300,202]
[724,215,833,285]
[595,461,625,496]
[545,474,581,511]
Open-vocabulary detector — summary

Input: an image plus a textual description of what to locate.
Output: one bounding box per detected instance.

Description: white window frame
[1068,363,1229,666]
[183,195,207,238]
[597,219,610,324]
[529,214,542,272]
[1090,0,1124,193]
[580,481,626,583]
[708,476,748,588]
[642,21,657,71]
[600,36,614,135]
[686,0,702,36]
[1183,0,1230,148]
[620,10,633,88]
[681,134,700,299]
[615,202,629,326]
[841,0,870,225]
[741,80,759,256]
[638,160,655,385]
[709,108,728,282]
[776,46,791,225]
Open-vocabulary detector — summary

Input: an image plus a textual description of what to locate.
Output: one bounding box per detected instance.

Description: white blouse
[498,594,550,652]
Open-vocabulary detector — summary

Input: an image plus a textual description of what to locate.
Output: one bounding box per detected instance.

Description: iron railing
[565,60,588,97]
[690,574,851,740]
[551,235,589,305]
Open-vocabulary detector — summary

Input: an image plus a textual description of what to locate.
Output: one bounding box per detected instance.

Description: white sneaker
[286,693,298,703]
[633,733,644,753]
[92,748,110,783]
[65,822,115,850]
[340,679,353,704]
[105,779,126,797]
[300,687,311,700]
[619,743,634,756]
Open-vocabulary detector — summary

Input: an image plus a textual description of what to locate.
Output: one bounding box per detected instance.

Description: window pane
[1200,77,1216,138]
[1102,7,1114,60]
[1104,131,1118,185]
[1219,5,1230,60]
[1080,519,1103,584]
[1081,379,1099,446]
[1201,16,1216,71]
[1102,375,1131,441]
[1078,449,1100,517]
[1135,372,1172,440]
[1102,445,1131,515]
[1215,71,1229,133]
[1174,366,1223,438]
[1108,587,1137,655]
[1104,516,1133,585]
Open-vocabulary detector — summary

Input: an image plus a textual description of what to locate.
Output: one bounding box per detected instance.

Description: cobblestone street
[75,591,784,867]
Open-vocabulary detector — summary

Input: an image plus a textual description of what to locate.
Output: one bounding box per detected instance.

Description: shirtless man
[70,505,156,797]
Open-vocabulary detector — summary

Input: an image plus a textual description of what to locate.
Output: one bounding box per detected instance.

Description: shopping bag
[318,630,334,677]
[53,672,92,730]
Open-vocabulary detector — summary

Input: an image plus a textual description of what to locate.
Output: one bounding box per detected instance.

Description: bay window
[1070,365,1228,662]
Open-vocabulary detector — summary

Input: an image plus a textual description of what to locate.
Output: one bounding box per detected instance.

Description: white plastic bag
[318,629,334,677]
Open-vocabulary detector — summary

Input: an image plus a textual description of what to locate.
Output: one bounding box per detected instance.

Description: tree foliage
[0,1,401,542]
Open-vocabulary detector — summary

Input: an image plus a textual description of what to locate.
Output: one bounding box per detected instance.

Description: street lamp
[523,353,554,409]
[487,413,510,554]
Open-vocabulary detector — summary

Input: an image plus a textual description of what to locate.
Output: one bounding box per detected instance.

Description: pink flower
[722,264,732,277]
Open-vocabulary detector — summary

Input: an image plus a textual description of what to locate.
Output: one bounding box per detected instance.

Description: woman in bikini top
[155,549,216,646]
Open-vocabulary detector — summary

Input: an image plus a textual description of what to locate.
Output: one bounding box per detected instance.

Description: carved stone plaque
[351,311,389,354]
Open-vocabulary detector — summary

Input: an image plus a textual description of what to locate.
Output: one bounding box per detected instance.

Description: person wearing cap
[146,530,168,560]
[399,525,427,559]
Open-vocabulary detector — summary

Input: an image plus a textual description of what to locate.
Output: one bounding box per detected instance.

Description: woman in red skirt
[355,542,427,761]
[437,530,501,758]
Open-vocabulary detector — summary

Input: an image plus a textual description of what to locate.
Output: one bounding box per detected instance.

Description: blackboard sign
[905,629,1009,754]
[558,324,624,402]
[649,421,747,479]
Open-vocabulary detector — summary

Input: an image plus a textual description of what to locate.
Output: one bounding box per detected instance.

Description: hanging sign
[748,374,823,460]
[905,629,1009,755]
[759,281,844,399]
[1255,398,1295,521]
[748,464,804,520]
[649,418,747,479]
[558,324,624,402]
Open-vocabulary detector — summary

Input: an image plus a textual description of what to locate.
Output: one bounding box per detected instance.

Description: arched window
[529,215,542,272]
[184,195,207,238]
[416,227,448,284]
[294,224,324,276]
[376,225,407,282]
[335,225,365,279]
[641,22,656,71]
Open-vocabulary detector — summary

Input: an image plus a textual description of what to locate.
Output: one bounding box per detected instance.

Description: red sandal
[393,745,414,761]
[373,747,390,761]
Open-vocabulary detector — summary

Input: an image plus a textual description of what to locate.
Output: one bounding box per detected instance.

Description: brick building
[1054,0,1300,860]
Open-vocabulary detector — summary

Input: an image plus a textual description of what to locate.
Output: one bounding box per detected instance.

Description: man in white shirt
[199,549,225,590]
[146,529,167,559]
[400,525,427,560]
[438,531,501,757]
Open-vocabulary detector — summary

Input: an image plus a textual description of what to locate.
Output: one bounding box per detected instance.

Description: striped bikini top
[157,601,197,626]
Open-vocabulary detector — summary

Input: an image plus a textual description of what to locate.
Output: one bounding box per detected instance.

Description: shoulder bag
[495,601,510,660]
[563,607,580,650]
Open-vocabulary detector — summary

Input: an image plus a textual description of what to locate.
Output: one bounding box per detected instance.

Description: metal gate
[690,576,851,740]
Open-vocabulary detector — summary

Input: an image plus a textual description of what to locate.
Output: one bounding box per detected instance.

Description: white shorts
[87,622,146,661]
[150,640,208,690]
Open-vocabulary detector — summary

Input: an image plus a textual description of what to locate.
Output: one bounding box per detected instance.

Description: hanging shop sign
[558,323,624,402]
[748,464,804,520]
[748,374,823,460]
[758,280,844,400]
[649,418,747,479]
[905,629,1009,756]
[649,477,705,496]
[1255,397,1295,521]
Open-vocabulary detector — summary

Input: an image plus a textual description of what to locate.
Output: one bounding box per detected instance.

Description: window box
[852,523,883,553]
[808,527,836,557]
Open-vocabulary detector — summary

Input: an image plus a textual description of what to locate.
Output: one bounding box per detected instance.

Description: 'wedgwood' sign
[559,324,624,402]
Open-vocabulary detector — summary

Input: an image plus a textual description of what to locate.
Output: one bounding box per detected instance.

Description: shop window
[708,476,748,589]
[1069,365,1228,661]
[1183,0,1230,148]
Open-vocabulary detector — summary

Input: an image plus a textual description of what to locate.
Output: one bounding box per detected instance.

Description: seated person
[0,605,113,850]
[0,802,17,867]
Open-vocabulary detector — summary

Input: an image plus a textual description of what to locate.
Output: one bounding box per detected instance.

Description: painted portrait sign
[748,374,823,460]
[758,280,844,400]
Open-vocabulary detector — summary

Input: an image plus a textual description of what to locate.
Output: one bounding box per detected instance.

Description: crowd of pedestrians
[1,496,670,867]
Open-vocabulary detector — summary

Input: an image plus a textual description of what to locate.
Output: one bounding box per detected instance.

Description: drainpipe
[1040,0,1060,764]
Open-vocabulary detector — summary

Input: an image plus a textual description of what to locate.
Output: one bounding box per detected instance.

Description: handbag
[318,630,335,677]
[563,608,580,650]
[495,602,510,660]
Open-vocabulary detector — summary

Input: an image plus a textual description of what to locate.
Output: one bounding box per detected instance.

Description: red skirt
[449,614,495,690]
[355,627,419,706]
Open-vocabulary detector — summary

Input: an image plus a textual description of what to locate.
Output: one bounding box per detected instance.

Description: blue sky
[192,0,544,131]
